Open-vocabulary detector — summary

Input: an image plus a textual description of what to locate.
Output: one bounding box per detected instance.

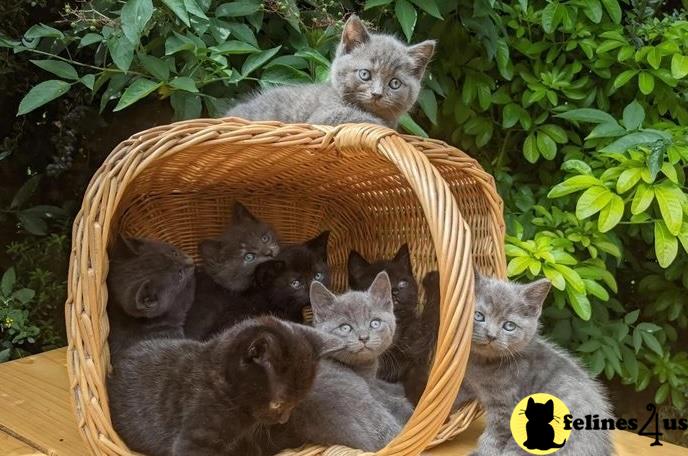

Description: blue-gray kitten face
[471,275,551,359]
[330,15,435,123]
[310,270,395,365]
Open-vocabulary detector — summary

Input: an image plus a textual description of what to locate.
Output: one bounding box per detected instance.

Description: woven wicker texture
[65,119,506,456]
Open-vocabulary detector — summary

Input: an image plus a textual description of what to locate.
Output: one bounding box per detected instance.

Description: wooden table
[0,348,686,455]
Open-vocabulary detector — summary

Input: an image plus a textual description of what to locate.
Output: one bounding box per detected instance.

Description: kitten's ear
[134,279,158,312]
[407,40,436,78]
[305,231,330,260]
[245,335,270,363]
[474,270,483,291]
[232,201,258,224]
[340,14,370,54]
[347,250,369,281]
[198,239,222,260]
[309,281,337,321]
[117,235,146,256]
[393,244,412,270]
[297,325,346,358]
[368,271,393,313]
[254,260,285,287]
[522,278,551,314]
[423,270,439,291]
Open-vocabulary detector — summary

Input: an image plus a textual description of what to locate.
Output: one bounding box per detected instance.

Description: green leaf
[398,113,428,137]
[216,1,261,17]
[1,268,16,296]
[523,133,539,163]
[654,220,678,268]
[495,39,513,80]
[170,91,202,120]
[259,64,311,85]
[598,194,624,232]
[24,24,64,40]
[364,0,393,8]
[540,124,567,144]
[184,0,208,19]
[113,79,161,111]
[11,175,40,210]
[507,256,532,276]
[601,131,665,153]
[395,0,417,42]
[418,89,437,124]
[79,33,103,48]
[624,309,640,324]
[638,72,655,95]
[80,74,95,90]
[622,346,639,379]
[17,80,71,116]
[169,76,198,92]
[576,186,612,220]
[583,0,603,23]
[586,122,626,139]
[211,40,259,54]
[601,0,621,23]
[543,265,566,290]
[641,331,663,356]
[17,211,47,235]
[612,69,638,89]
[161,0,191,26]
[654,182,684,235]
[548,175,600,198]
[622,100,644,130]
[241,45,281,76]
[109,34,136,71]
[30,60,78,80]
[536,131,557,160]
[541,2,559,33]
[294,49,330,68]
[577,339,601,353]
[616,168,641,194]
[555,108,616,124]
[561,159,592,175]
[552,264,586,294]
[503,103,522,128]
[0,349,10,363]
[139,55,170,81]
[121,0,154,44]
[12,288,35,304]
[631,183,654,214]
[409,0,443,19]
[567,288,592,320]
[670,54,688,79]
[655,383,670,404]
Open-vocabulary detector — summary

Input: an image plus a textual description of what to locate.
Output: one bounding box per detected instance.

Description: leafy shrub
[1,0,687,429]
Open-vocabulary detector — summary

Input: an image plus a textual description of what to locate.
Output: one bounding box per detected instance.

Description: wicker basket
[65,119,506,456]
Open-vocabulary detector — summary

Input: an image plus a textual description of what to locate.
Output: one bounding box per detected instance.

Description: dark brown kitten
[107,236,195,358]
[108,317,343,456]
[186,231,331,340]
[185,203,280,338]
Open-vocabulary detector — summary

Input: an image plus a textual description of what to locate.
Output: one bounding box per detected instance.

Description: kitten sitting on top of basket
[226,15,435,129]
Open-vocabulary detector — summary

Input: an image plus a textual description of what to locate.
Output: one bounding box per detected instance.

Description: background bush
[1,0,687,444]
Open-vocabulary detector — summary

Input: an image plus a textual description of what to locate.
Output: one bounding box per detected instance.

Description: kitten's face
[255,231,330,320]
[330,15,435,123]
[348,244,418,321]
[108,237,195,318]
[199,202,280,292]
[222,317,342,425]
[471,275,551,359]
[311,271,395,365]
[525,398,555,423]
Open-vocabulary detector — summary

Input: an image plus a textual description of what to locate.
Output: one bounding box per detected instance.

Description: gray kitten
[226,15,435,129]
[107,236,195,358]
[454,274,613,456]
[262,271,409,452]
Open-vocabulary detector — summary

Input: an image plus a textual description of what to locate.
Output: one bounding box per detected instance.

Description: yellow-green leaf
[576,186,612,219]
[654,182,685,235]
[638,72,655,95]
[654,220,678,268]
[598,194,624,232]
[671,54,688,79]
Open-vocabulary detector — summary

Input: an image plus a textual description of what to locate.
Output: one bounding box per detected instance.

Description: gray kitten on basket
[262,271,411,453]
[226,15,435,129]
[454,274,613,456]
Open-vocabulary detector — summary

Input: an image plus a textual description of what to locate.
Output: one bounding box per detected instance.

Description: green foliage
[0,267,40,361]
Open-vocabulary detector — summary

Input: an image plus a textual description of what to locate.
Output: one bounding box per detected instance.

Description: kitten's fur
[107,237,195,357]
[455,274,613,456]
[199,202,280,292]
[109,317,344,456]
[348,245,439,404]
[262,272,410,452]
[226,15,435,129]
[185,231,330,339]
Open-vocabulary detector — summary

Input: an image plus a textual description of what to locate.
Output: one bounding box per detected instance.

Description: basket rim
[66,118,506,456]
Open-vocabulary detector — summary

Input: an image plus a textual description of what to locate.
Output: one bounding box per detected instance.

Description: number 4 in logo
[639,403,663,446]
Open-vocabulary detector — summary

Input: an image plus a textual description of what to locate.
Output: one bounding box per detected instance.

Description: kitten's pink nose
[359,334,370,343]
[371,92,382,99]
[485,335,496,343]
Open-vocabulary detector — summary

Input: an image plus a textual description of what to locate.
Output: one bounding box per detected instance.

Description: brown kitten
[106,236,195,358]
[108,317,344,456]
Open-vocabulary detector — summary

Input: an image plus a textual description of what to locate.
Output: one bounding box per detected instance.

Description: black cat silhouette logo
[510,393,572,454]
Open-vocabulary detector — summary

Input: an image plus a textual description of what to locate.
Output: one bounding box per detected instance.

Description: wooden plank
[0,431,47,456]
[0,348,88,456]
[0,347,686,456]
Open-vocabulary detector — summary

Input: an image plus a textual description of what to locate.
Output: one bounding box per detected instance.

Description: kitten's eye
[370,319,381,329]
[290,279,302,289]
[314,272,325,282]
[474,311,485,322]
[389,78,402,89]
[358,69,371,81]
[398,280,409,289]
[503,321,517,331]
[261,234,270,243]
[244,253,256,263]
[339,324,352,333]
